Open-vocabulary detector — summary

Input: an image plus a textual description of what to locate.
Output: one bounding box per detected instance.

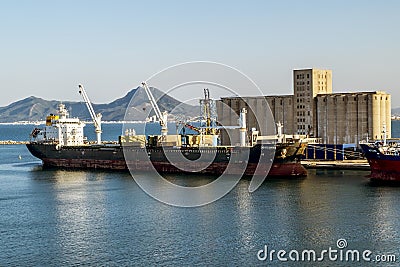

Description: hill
[0,87,197,122]
[392,107,400,116]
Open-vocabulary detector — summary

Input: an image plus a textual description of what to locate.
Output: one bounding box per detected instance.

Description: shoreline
[0,140,30,145]
[0,120,163,125]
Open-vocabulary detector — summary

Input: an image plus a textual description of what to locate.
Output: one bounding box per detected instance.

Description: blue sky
[1,1,400,107]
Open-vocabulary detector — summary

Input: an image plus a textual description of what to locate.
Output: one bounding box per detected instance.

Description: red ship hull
[28,142,308,178]
[41,158,307,177]
[367,158,400,182]
[360,144,400,182]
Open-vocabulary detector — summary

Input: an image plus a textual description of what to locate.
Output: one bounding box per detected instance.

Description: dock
[301,159,370,170]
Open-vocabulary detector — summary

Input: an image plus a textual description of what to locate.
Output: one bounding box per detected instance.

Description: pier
[301,159,370,170]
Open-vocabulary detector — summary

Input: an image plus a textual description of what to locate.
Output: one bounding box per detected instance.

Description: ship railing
[308,143,365,160]
[29,140,60,145]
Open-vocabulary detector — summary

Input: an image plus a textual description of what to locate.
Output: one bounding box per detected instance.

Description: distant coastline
[0,120,150,125]
[2,118,400,125]
[0,140,29,145]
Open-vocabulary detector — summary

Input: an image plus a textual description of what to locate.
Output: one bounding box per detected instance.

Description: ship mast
[141,82,168,136]
[383,123,387,146]
[78,84,102,144]
[203,89,212,134]
[200,88,217,135]
[239,108,247,147]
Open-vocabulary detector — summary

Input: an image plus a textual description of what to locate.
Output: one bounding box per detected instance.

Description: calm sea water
[0,123,400,266]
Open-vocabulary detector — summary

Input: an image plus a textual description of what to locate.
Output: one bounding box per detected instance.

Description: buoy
[18,155,22,160]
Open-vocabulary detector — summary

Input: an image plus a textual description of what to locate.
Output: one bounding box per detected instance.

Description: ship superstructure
[31,103,85,147]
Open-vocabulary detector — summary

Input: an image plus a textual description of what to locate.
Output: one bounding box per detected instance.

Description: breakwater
[0,140,29,145]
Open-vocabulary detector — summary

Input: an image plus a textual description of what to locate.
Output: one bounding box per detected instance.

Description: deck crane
[141,82,168,136]
[201,88,217,135]
[78,84,102,144]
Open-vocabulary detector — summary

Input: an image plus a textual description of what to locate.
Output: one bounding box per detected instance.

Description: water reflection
[232,180,257,252]
[29,169,109,264]
[16,167,400,266]
[368,186,400,244]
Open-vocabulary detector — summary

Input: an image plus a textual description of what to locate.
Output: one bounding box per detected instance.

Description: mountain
[392,107,400,116]
[0,87,198,123]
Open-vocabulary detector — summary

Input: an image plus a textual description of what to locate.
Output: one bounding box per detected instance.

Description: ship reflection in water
[0,166,392,265]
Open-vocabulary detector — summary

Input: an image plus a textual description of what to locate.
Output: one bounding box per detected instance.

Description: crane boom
[141,82,168,135]
[78,84,102,144]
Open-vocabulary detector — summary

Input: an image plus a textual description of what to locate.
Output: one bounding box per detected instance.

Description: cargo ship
[360,142,400,182]
[26,84,307,177]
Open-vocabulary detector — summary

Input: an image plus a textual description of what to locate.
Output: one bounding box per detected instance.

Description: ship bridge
[32,103,86,146]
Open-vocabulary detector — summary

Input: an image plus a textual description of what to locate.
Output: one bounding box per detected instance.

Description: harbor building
[265,95,295,135]
[217,68,391,145]
[217,96,276,145]
[293,69,332,136]
[315,91,391,144]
